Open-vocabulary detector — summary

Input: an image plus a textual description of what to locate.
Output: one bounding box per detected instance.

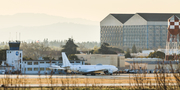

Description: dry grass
[0,78,126,84]
[0,76,177,85]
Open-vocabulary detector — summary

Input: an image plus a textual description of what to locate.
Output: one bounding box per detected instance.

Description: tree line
[0,38,168,60]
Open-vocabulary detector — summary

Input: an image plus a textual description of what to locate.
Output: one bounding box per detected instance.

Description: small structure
[166,15,180,60]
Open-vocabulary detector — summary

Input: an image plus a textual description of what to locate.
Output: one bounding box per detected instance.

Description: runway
[0,73,173,79]
[0,74,130,79]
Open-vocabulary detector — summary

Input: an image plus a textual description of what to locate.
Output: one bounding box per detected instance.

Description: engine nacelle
[104,69,113,75]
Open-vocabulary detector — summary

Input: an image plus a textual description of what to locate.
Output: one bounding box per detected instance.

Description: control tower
[6,41,23,72]
[9,41,20,50]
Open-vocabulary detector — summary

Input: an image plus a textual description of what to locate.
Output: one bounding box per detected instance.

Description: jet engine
[104,69,113,75]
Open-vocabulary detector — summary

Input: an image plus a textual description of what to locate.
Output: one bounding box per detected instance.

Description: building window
[24,68,26,71]
[40,68,44,71]
[27,68,32,71]
[76,61,80,63]
[70,61,74,63]
[46,68,50,71]
[34,68,38,71]
[40,62,44,64]
[46,62,50,63]
[34,62,38,65]
[27,62,32,65]
[52,62,56,63]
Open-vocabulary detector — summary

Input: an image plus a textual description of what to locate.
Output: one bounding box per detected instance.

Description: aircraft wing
[49,67,65,70]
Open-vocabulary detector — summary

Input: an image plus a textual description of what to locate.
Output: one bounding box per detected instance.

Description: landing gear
[104,70,108,74]
[104,70,113,75]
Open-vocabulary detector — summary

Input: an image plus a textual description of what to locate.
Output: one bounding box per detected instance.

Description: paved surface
[0,73,174,79]
[0,74,130,79]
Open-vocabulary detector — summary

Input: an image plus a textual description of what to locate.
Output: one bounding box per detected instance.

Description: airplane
[61,52,118,75]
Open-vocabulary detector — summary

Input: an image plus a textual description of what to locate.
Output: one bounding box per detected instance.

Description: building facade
[125,58,179,71]
[100,13,180,49]
[76,54,125,70]
[22,60,84,74]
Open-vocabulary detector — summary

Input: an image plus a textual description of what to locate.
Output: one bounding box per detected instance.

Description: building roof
[137,13,180,21]
[111,14,134,23]
[126,61,179,64]
[23,60,85,62]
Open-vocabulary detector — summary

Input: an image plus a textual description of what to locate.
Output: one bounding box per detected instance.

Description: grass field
[0,75,177,85]
[0,73,179,90]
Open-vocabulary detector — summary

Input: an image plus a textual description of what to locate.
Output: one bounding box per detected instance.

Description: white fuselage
[61,52,118,75]
[69,65,118,74]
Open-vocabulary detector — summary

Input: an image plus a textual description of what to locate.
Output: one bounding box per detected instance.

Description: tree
[125,48,131,58]
[61,38,78,56]
[108,47,124,53]
[99,43,109,54]
[98,42,123,54]
[132,44,137,53]
[0,49,7,60]
[93,48,100,54]
[43,57,50,60]
[93,46,100,54]
[68,54,79,60]
[148,51,165,59]
[23,56,33,60]
[20,42,51,60]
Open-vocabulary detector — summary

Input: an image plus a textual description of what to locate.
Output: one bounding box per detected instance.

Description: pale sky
[0,0,180,42]
[1,0,180,21]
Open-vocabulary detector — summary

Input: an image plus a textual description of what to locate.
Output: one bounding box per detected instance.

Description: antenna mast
[19,33,21,41]
[16,32,17,41]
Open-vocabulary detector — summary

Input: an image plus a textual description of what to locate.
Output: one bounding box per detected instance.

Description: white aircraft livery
[61,52,118,75]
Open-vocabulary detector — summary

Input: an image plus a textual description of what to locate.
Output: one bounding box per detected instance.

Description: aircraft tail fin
[61,52,72,67]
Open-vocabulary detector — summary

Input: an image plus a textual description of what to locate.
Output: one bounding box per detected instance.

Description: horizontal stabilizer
[49,65,65,70]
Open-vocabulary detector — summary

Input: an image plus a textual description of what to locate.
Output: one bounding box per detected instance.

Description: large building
[100,13,180,49]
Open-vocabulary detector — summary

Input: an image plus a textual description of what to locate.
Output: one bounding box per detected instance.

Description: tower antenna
[19,33,20,41]
[16,32,17,41]
[9,32,11,41]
